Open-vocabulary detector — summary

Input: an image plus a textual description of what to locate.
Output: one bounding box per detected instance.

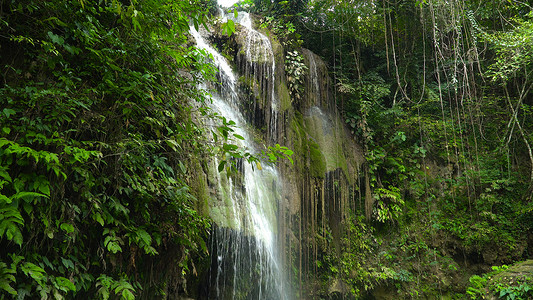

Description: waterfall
[305,49,321,107]
[190,11,289,299]
[231,12,279,143]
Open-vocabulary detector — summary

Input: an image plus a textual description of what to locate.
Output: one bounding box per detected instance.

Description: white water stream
[190,9,289,299]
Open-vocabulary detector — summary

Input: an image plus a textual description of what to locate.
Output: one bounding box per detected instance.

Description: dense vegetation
[2,0,533,298]
[0,0,220,298]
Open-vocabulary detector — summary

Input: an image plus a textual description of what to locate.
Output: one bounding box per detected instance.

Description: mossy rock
[467,260,533,299]
[303,107,349,177]
[278,81,292,112]
[308,139,326,178]
[189,158,210,216]
[490,260,533,282]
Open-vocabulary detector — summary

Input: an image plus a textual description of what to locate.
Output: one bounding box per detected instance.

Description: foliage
[313,213,460,298]
[466,264,533,300]
[285,50,308,102]
[314,215,386,296]
[475,12,533,84]
[211,116,293,174]
[260,16,303,48]
[0,0,219,297]
[221,9,237,37]
[337,215,393,295]
[188,0,533,298]
[373,186,404,223]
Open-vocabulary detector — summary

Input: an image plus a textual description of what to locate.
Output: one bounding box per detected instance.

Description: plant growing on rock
[285,50,308,103]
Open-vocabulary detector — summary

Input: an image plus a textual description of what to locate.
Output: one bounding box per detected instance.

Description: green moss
[238,75,259,90]
[190,159,210,216]
[265,28,284,64]
[204,159,239,229]
[208,171,241,229]
[303,111,351,180]
[327,141,349,180]
[289,111,306,164]
[289,111,328,178]
[278,81,292,112]
[309,139,327,178]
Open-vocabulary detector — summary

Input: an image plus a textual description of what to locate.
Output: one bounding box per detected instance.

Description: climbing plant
[285,50,308,103]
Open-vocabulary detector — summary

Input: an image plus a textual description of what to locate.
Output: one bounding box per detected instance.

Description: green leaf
[38,183,50,197]
[94,212,105,226]
[131,10,142,31]
[61,258,74,270]
[223,19,236,36]
[6,223,23,245]
[0,281,16,295]
[222,143,238,151]
[104,233,123,254]
[2,108,15,118]
[60,223,75,234]
[268,152,276,162]
[165,139,181,151]
[113,278,134,295]
[2,127,11,135]
[55,276,76,292]
[96,275,113,300]
[178,161,186,173]
[47,31,64,45]
[0,262,16,295]
[0,169,11,183]
[136,229,151,246]
[122,289,135,300]
[11,191,48,203]
[21,262,45,284]
[218,160,226,172]
[0,194,11,204]
[0,206,24,245]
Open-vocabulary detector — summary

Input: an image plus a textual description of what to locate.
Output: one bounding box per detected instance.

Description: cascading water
[190,9,289,299]
[230,12,279,143]
[304,49,321,106]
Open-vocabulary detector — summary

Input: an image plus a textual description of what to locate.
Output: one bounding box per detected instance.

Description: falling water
[190,11,289,299]
[231,12,279,142]
[305,49,321,106]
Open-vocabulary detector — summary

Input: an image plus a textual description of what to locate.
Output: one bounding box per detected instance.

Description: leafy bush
[0,0,216,298]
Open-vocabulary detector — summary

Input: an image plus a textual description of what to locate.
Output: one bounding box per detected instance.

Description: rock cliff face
[196,14,365,298]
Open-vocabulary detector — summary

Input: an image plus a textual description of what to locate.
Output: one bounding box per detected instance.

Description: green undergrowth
[466,262,533,299]
[0,0,218,298]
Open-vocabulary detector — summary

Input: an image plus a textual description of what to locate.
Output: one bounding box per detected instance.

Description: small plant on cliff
[373,186,404,223]
[285,50,308,103]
